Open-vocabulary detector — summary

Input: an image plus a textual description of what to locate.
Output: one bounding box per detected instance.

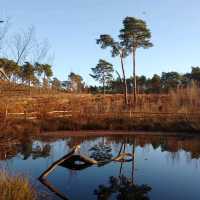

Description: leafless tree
[9,26,53,66]
[31,38,52,64]
[10,26,35,64]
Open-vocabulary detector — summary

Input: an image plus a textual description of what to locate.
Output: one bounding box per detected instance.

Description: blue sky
[1,0,200,85]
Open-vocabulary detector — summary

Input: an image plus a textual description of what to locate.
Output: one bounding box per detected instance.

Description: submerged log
[39,146,77,180]
[60,154,97,170]
[112,152,134,162]
[39,145,98,179]
[39,178,69,200]
[39,144,134,181]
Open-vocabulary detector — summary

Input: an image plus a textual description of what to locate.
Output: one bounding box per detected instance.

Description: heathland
[0,81,200,137]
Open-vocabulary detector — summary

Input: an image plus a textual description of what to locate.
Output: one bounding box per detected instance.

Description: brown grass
[0,83,200,133]
[0,171,37,200]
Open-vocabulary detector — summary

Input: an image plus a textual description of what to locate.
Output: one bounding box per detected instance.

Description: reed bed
[0,171,37,200]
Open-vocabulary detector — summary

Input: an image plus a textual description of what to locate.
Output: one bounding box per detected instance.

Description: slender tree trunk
[103,70,105,95]
[120,54,128,105]
[132,49,137,104]
[103,81,105,95]
[43,73,46,87]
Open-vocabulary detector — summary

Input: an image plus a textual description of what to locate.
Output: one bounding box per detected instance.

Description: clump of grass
[0,171,37,200]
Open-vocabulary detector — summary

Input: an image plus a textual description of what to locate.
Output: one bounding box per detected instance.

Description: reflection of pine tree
[20,141,33,160]
[32,144,51,159]
[94,176,151,200]
[20,141,51,160]
[94,141,151,200]
[89,143,112,163]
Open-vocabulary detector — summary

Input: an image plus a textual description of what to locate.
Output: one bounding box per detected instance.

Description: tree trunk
[103,70,105,95]
[120,54,128,105]
[103,81,105,95]
[132,49,137,104]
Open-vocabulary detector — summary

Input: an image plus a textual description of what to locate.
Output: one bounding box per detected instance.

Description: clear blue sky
[1,0,200,85]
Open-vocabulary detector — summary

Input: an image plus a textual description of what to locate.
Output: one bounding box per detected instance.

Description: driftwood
[39,178,69,200]
[113,152,134,162]
[39,144,135,200]
[60,154,97,170]
[39,146,77,180]
[39,145,134,180]
[39,146,99,180]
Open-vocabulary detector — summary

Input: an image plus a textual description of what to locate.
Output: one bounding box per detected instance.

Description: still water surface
[0,133,200,200]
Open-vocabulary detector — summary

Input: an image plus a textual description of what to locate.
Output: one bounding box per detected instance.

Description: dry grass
[1,81,200,114]
[0,171,37,200]
[0,82,200,133]
[169,84,200,113]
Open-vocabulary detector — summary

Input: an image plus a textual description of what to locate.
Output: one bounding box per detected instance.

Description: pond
[0,133,200,200]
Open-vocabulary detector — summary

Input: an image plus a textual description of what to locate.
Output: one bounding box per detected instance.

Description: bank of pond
[1,113,200,137]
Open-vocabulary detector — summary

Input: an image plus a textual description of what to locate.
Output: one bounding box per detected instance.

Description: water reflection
[89,143,113,163]
[1,134,200,162]
[0,133,200,200]
[94,176,151,200]
[0,138,51,161]
[65,135,200,161]
[38,139,149,200]
[93,141,151,200]
[20,142,51,160]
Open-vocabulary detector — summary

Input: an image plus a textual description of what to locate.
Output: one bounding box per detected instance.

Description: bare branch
[10,26,35,64]
[31,38,51,64]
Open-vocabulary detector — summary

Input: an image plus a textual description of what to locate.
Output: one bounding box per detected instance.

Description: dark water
[1,134,200,200]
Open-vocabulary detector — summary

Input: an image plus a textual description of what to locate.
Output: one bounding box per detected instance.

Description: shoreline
[38,130,200,138]
[1,116,200,137]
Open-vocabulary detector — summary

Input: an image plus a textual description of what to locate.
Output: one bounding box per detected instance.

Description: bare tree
[10,26,35,64]
[9,26,53,66]
[31,38,52,64]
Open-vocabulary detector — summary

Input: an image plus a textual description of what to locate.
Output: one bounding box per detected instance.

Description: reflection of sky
[135,145,200,200]
[0,137,200,200]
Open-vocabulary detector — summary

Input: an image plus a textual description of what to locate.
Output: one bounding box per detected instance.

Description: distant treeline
[0,57,200,94]
[89,67,200,94]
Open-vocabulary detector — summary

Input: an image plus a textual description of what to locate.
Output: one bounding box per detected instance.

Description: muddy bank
[37,130,200,139]
[0,115,200,137]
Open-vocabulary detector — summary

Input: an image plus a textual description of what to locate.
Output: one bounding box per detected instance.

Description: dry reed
[0,171,37,200]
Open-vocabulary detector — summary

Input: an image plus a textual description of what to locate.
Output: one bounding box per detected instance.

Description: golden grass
[1,85,199,115]
[0,82,200,133]
[0,171,37,200]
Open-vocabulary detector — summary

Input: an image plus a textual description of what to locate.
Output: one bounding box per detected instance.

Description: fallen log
[39,146,77,180]
[39,178,69,200]
[112,152,134,162]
